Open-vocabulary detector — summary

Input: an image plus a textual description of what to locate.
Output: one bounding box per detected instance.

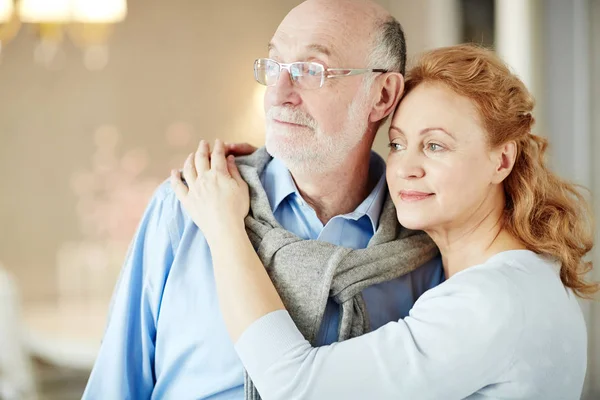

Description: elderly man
[83,0,443,398]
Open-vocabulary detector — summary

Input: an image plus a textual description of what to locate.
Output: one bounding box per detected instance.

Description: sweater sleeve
[235,266,524,400]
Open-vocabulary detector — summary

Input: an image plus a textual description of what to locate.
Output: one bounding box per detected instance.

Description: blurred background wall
[0,0,598,399]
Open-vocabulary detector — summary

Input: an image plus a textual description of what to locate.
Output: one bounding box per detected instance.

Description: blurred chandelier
[0,0,127,70]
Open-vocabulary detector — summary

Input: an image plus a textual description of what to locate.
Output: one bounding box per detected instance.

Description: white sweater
[235,250,587,400]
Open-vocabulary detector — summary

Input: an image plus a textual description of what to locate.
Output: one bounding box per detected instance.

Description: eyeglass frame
[254,58,389,89]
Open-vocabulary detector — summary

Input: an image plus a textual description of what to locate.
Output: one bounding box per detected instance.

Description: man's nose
[266,69,302,107]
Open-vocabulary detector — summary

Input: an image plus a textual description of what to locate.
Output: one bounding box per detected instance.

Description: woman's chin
[396,214,431,232]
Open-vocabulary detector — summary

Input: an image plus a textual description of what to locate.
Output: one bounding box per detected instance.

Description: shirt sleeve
[83,182,177,400]
[235,267,524,400]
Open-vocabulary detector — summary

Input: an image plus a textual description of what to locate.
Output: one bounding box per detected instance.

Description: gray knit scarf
[236,148,438,400]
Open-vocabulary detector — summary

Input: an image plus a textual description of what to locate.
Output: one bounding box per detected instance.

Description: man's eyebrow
[267,42,332,58]
[306,43,332,57]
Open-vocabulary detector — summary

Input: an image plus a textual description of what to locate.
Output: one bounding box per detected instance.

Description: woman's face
[387,82,508,233]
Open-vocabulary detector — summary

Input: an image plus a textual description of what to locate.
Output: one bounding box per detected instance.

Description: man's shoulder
[147,178,190,228]
[123,178,212,291]
[132,178,206,269]
[148,178,213,252]
[152,178,179,205]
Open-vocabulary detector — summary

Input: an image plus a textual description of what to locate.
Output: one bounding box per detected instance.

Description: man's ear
[491,141,518,184]
[369,72,404,123]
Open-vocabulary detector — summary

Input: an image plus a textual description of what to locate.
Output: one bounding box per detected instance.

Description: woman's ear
[369,73,405,123]
[491,141,518,184]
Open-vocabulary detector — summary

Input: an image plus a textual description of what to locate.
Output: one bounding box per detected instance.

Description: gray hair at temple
[367,15,407,75]
[361,15,407,127]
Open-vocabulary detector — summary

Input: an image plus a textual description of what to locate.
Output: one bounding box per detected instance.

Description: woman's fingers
[211,139,228,174]
[194,140,210,173]
[183,152,197,183]
[184,138,250,181]
[170,169,189,201]
[227,155,244,185]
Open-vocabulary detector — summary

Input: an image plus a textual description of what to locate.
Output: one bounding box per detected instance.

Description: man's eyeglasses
[253,58,388,90]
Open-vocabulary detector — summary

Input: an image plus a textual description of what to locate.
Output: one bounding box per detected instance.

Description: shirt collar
[260,152,388,233]
[349,152,387,234]
[260,156,298,213]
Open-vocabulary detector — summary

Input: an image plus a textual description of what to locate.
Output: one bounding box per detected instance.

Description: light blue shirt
[82,152,444,400]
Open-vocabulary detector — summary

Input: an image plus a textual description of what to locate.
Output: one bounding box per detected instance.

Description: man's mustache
[266,107,317,129]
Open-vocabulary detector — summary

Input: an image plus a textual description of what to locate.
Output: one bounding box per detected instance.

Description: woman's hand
[170,139,250,244]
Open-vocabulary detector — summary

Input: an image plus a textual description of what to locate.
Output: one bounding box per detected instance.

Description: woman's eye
[427,143,444,152]
[388,142,404,152]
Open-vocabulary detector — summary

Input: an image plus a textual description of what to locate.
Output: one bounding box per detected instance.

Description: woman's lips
[398,190,435,202]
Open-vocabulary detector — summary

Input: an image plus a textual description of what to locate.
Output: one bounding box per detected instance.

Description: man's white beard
[265,85,371,175]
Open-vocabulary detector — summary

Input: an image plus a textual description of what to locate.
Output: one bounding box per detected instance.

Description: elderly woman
[171,44,596,399]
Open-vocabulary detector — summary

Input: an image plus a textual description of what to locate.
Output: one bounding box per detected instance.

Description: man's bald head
[271,0,406,74]
[292,0,391,35]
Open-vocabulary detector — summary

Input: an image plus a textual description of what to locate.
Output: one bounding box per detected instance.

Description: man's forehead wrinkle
[271,19,368,64]
[271,30,333,55]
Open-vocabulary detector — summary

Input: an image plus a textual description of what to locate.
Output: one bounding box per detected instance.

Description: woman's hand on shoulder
[170,139,250,243]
